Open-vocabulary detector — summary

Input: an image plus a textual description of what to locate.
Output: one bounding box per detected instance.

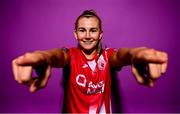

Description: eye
[78,28,86,32]
[91,29,98,32]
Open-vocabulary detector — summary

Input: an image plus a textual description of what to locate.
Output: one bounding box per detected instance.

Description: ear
[99,31,103,40]
[74,31,78,40]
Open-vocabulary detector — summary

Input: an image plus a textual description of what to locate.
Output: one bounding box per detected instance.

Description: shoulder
[68,47,79,54]
[62,47,81,58]
[61,47,79,53]
[104,48,116,52]
[103,48,117,57]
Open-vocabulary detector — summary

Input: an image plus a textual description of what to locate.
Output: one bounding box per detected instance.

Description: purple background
[1,0,180,113]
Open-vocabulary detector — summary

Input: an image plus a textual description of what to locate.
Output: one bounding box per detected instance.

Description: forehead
[77,16,99,28]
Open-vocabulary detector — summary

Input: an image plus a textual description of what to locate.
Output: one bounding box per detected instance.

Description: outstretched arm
[109,47,168,87]
[12,48,70,92]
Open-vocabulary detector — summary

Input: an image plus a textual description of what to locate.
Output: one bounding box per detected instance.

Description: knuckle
[163,52,168,59]
[151,75,157,79]
[19,75,32,82]
[20,77,31,82]
[12,59,17,64]
[24,52,32,58]
[146,48,156,54]
[159,52,168,61]
[17,80,23,84]
[151,73,161,79]
[135,51,143,59]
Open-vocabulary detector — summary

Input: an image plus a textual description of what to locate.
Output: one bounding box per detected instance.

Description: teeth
[83,41,93,44]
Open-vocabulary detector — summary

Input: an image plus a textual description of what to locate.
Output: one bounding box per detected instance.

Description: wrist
[129,47,147,65]
[34,50,52,66]
[117,48,132,66]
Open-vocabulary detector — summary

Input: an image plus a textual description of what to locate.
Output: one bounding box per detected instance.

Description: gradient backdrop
[0,0,180,113]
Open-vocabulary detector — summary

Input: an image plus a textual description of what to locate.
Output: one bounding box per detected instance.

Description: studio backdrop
[0,0,179,113]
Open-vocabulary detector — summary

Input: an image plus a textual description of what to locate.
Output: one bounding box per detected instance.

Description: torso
[63,47,115,113]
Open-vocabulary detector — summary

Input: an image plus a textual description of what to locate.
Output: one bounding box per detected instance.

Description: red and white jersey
[63,47,115,113]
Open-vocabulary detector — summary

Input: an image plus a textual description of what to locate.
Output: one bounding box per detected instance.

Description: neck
[81,48,97,60]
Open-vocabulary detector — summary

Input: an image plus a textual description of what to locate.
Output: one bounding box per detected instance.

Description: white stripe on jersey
[99,102,106,114]
[89,105,97,114]
[87,60,96,71]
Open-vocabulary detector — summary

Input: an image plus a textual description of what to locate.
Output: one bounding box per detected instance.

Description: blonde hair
[75,9,102,31]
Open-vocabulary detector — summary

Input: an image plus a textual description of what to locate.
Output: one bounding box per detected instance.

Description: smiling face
[74,16,103,52]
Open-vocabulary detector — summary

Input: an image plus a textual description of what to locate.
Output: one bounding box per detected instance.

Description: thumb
[29,78,38,93]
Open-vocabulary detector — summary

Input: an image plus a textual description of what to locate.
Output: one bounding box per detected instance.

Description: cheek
[77,33,85,39]
[92,34,101,39]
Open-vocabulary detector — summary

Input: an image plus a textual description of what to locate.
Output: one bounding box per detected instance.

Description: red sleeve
[105,48,116,59]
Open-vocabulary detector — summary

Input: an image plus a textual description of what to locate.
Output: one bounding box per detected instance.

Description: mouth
[82,41,94,45]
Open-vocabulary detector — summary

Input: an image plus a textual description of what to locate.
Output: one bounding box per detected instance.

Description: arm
[12,48,70,93]
[109,47,168,87]
[40,48,70,68]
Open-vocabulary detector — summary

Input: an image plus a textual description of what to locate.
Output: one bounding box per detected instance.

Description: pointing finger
[29,65,51,93]
[35,65,51,88]
[132,63,155,87]
[29,78,38,93]
[132,64,144,84]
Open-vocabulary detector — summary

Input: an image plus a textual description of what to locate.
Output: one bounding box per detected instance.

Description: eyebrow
[78,27,85,30]
[90,28,98,30]
[78,27,99,30]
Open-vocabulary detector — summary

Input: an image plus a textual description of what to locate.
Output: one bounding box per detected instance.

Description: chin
[83,47,94,50]
[79,43,97,51]
[81,45,95,51]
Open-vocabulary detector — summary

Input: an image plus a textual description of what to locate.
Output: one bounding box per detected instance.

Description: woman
[12,10,168,113]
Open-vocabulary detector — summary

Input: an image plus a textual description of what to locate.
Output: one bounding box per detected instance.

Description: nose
[86,31,91,38]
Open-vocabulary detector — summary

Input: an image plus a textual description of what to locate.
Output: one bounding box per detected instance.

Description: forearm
[35,48,69,68]
[110,47,144,68]
[110,48,130,69]
[117,48,132,66]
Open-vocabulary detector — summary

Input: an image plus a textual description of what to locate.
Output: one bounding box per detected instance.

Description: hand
[130,47,168,87]
[12,51,51,93]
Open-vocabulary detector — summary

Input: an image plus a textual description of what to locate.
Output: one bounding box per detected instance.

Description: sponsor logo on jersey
[76,74,86,87]
[82,64,88,68]
[76,74,105,94]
